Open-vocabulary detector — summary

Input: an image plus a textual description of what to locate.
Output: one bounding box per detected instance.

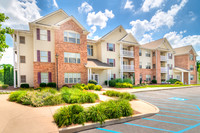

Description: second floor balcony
[120,50,134,58]
[160,55,167,61]
[161,67,167,73]
[122,65,135,72]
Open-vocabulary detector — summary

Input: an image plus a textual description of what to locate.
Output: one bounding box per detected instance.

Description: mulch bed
[0,86,18,91]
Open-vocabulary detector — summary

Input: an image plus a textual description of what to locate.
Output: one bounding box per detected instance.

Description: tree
[197,60,200,70]
[0,13,14,58]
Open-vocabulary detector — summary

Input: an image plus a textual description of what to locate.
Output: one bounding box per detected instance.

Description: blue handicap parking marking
[169,97,188,101]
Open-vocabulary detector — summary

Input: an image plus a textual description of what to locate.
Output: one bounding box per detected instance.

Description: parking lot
[79,87,200,133]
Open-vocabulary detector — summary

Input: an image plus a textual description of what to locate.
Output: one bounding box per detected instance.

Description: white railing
[160,55,167,61]
[161,67,167,73]
[120,50,134,57]
[123,65,134,72]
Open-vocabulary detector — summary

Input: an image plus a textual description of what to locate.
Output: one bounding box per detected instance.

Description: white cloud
[0,47,13,65]
[78,2,93,13]
[164,31,200,48]
[189,11,197,21]
[139,34,153,44]
[93,36,100,40]
[127,0,188,40]
[87,9,114,29]
[142,0,165,12]
[197,51,200,56]
[0,0,41,30]
[88,26,97,37]
[53,0,58,8]
[124,0,134,10]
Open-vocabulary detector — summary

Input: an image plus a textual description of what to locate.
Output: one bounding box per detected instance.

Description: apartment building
[13,9,197,88]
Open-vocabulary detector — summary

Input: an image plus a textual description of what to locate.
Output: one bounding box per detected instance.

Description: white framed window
[146,62,151,69]
[108,43,114,51]
[139,49,142,56]
[20,36,25,44]
[64,52,80,63]
[191,75,194,80]
[65,73,81,84]
[108,59,115,67]
[40,30,47,41]
[41,73,48,83]
[40,51,48,62]
[64,31,80,44]
[190,65,194,71]
[146,75,151,82]
[139,62,142,68]
[168,53,173,59]
[21,75,26,83]
[87,45,93,56]
[190,54,194,61]
[145,50,151,57]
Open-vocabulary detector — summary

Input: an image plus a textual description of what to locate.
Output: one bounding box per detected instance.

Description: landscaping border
[59,99,159,133]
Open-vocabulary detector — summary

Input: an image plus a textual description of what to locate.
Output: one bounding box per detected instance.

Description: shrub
[123,78,133,84]
[94,85,102,91]
[103,90,121,97]
[53,105,86,127]
[16,91,27,103]
[20,84,29,88]
[72,84,88,90]
[103,90,136,101]
[115,78,123,83]
[2,84,9,89]
[151,79,157,84]
[87,83,95,90]
[44,94,64,106]
[34,87,42,91]
[41,88,57,94]
[40,83,46,87]
[47,82,56,88]
[88,80,97,85]
[179,82,183,85]
[104,80,108,85]
[175,81,180,85]
[167,79,180,84]
[20,92,32,105]
[115,83,133,88]
[109,80,116,87]
[9,91,27,101]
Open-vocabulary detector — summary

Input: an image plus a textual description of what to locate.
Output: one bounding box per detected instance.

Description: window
[87,45,93,56]
[21,75,26,83]
[146,62,151,69]
[145,50,151,57]
[153,76,156,80]
[108,43,114,51]
[41,73,48,83]
[40,51,48,62]
[190,54,194,61]
[177,75,180,80]
[191,75,194,80]
[20,56,26,63]
[139,62,142,68]
[146,75,151,82]
[40,30,47,41]
[168,53,173,59]
[190,65,194,71]
[140,74,142,81]
[153,52,155,56]
[20,36,25,44]
[153,64,156,69]
[169,75,173,79]
[64,52,80,63]
[65,73,81,84]
[111,74,115,80]
[108,59,115,67]
[64,31,80,44]
[169,64,173,70]
[139,49,142,56]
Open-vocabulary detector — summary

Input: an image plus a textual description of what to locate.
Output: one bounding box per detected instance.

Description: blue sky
[1,0,200,64]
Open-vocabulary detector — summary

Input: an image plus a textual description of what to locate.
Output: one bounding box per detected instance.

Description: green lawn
[133,84,200,89]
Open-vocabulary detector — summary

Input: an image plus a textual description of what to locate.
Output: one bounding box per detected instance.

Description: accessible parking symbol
[169,97,188,101]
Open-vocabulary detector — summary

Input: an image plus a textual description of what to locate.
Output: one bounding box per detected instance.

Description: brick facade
[134,46,140,85]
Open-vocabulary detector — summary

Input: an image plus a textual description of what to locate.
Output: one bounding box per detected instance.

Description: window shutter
[38,72,41,84]
[114,74,116,79]
[37,50,40,62]
[114,59,115,67]
[37,28,40,40]
[107,43,109,51]
[47,30,51,41]
[113,44,115,52]
[107,58,109,64]
[48,72,52,83]
[48,51,51,62]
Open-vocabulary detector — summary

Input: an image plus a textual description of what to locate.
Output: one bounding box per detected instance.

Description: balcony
[122,65,134,72]
[161,67,167,73]
[120,50,134,58]
[160,55,167,61]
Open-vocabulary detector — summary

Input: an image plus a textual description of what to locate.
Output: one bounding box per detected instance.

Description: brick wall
[140,69,153,83]
[189,50,197,84]
[134,46,140,85]
[175,54,189,70]
[54,19,88,88]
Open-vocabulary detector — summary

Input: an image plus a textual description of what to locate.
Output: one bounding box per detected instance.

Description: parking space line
[142,118,191,126]
[157,106,200,113]
[123,123,176,133]
[156,114,200,121]
[96,128,121,133]
[176,123,200,133]
[151,103,197,109]
[160,110,200,117]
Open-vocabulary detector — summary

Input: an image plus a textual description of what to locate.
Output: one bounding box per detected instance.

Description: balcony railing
[161,67,167,73]
[122,65,134,72]
[160,55,167,61]
[120,50,134,58]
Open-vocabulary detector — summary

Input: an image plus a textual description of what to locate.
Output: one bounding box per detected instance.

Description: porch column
[182,72,184,83]
[13,51,16,88]
[188,72,190,85]
[120,43,123,79]
[88,68,90,82]
[107,69,111,87]
[89,68,92,80]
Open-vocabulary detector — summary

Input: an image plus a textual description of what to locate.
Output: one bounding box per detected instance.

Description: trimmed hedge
[47,82,56,88]
[115,83,133,88]
[40,83,46,87]
[94,85,102,91]
[20,84,29,88]
[175,81,183,85]
[151,79,157,84]
[167,79,180,84]
[88,80,97,85]
[107,78,133,87]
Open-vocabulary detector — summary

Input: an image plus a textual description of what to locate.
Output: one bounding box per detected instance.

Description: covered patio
[173,67,191,84]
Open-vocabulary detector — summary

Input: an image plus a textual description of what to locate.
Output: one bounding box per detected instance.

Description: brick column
[156,50,161,84]
[134,46,140,85]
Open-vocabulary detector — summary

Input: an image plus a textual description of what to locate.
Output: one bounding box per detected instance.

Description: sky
[0,0,200,65]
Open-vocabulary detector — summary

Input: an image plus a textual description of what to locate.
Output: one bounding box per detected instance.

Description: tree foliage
[0,13,14,57]
[0,64,13,86]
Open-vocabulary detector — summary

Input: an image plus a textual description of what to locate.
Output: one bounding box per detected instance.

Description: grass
[133,84,200,89]
[0,92,10,94]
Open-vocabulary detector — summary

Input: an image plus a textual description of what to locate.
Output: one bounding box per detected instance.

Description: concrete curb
[59,100,159,133]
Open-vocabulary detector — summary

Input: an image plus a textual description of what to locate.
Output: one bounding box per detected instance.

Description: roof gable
[120,33,138,44]
[174,45,198,56]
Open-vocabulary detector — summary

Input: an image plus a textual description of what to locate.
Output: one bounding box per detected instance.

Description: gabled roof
[118,33,139,45]
[174,45,198,56]
[86,59,112,69]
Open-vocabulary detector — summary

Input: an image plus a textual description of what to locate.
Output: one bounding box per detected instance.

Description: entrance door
[92,74,99,84]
